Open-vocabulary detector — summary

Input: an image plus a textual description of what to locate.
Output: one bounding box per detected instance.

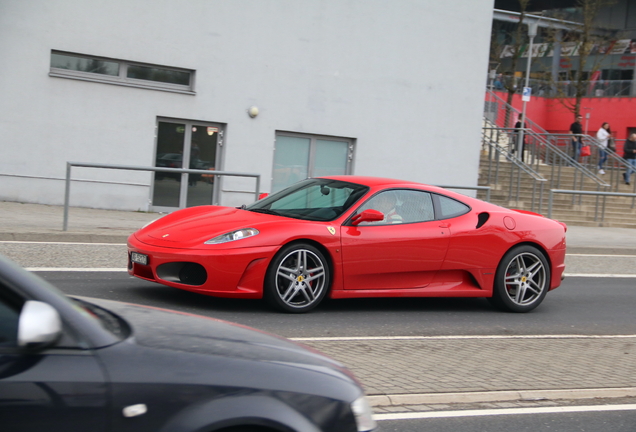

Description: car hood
[133,206,289,248]
[82,297,351,377]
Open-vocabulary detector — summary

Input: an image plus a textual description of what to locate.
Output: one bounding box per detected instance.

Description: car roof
[317,175,458,196]
[318,175,422,188]
[317,175,509,212]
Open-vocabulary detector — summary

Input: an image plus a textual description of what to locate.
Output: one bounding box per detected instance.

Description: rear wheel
[490,245,550,313]
[265,243,330,313]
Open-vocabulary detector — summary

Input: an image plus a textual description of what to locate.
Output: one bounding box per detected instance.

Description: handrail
[481,127,547,213]
[63,162,261,231]
[516,130,609,188]
[435,184,491,202]
[481,129,547,180]
[490,78,634,98]
[569,134,635,194]
[548,189,636,225]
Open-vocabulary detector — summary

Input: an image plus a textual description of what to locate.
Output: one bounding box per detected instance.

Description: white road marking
[564,273,636,277]
[26,268,128,272]
[374,404,636,421]
[568,254,636,258]
[291,334,636,342]
[0,241,126,246]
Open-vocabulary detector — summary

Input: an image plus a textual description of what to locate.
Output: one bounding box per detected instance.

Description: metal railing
[435,184,491,202]
[63,162,261,231]
[555,135,636,195]
[481,126,547,213]
[548,189,636,226]
[483,90,613,209]
[491,78,634,98]
[523,132,610,207]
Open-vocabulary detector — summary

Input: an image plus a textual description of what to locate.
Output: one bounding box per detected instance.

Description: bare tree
[545,0,618,117]
[490,0,530,128]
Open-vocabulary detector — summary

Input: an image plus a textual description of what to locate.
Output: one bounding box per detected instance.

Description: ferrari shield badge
[327,227,336,235]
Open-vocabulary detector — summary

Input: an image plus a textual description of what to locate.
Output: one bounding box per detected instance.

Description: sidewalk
[303,336,636,411]
[2,200,636,412]
[0,201,159,243]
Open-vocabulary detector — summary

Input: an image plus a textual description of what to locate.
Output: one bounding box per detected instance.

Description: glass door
[151,119,223,211]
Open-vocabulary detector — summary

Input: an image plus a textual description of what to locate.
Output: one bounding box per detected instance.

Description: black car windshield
[246,178,369,221]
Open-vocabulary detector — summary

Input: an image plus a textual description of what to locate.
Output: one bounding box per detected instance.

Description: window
[50,51,195,94]
[248,178,368,222]
[272,132,354,193]
[357,190,435,225]
[435,194,470,219]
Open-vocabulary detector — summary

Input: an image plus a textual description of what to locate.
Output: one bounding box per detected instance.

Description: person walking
[514,115,527,162]
[569,114,583,163]
[596,122,611,174]
[624,133,636,185]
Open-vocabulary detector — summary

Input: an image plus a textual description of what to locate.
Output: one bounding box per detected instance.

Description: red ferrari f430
[128,177,567,313]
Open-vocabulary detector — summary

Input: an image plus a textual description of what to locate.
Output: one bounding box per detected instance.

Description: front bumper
[127,235,278,298]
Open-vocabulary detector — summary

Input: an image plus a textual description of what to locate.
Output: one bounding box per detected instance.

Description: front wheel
[264,243,330,313]
[489,245,550,313]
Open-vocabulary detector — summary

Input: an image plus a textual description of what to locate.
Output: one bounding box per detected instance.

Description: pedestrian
[514,115,527,162]
[596,122,611,174]
[569,114,583,163]
[623,133,636,185]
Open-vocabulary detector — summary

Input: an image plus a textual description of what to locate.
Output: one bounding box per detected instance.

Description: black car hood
[80,297,351,378]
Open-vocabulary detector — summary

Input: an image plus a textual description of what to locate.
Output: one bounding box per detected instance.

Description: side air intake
[476,212,490,229]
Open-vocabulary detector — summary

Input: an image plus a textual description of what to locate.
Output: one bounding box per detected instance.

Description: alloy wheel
[503,252,547,306]
[274,248,327,310]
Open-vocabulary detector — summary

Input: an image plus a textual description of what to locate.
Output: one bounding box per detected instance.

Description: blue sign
[522,87,532,101]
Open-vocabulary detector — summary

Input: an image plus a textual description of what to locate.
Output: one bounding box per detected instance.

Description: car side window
[436,195,470,219]
[357,190,435,225]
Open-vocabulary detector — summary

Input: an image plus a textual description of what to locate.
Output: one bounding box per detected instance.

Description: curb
[368,387,636,408]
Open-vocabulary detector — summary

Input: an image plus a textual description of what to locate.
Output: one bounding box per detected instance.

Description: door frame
[150,117,225,212]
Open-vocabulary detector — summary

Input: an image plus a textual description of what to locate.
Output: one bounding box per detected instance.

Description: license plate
[131,252,148,266]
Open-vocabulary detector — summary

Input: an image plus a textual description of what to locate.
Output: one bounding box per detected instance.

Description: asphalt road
[34,270,636,432]
[3,240,636,431]
[34,271,636,338]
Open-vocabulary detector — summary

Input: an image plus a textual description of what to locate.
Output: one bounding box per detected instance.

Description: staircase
[480,90,636,229]
[477,149,636,228]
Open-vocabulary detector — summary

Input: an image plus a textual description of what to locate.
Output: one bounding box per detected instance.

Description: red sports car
[128,176,567,313]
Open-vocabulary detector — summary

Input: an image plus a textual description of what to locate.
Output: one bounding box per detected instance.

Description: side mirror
[351,209,384,226]
[18,301,62,350]
[258,193,269,200]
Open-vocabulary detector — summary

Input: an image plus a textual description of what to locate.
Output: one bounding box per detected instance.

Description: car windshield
[246,178,369,221]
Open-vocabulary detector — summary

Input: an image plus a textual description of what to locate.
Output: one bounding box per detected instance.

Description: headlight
[351,395,376,431]
[205,228,259,244]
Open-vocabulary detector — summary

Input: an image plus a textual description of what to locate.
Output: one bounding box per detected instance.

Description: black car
[0,254,376,432]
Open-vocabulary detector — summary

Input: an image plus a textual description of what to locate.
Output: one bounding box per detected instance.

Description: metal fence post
[63,162,71,231]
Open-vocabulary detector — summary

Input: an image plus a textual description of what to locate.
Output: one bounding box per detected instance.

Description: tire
[489,245,550,313]
[264,243,330,313]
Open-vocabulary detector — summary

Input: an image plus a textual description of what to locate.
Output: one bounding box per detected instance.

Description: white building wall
[0,0,494,210]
